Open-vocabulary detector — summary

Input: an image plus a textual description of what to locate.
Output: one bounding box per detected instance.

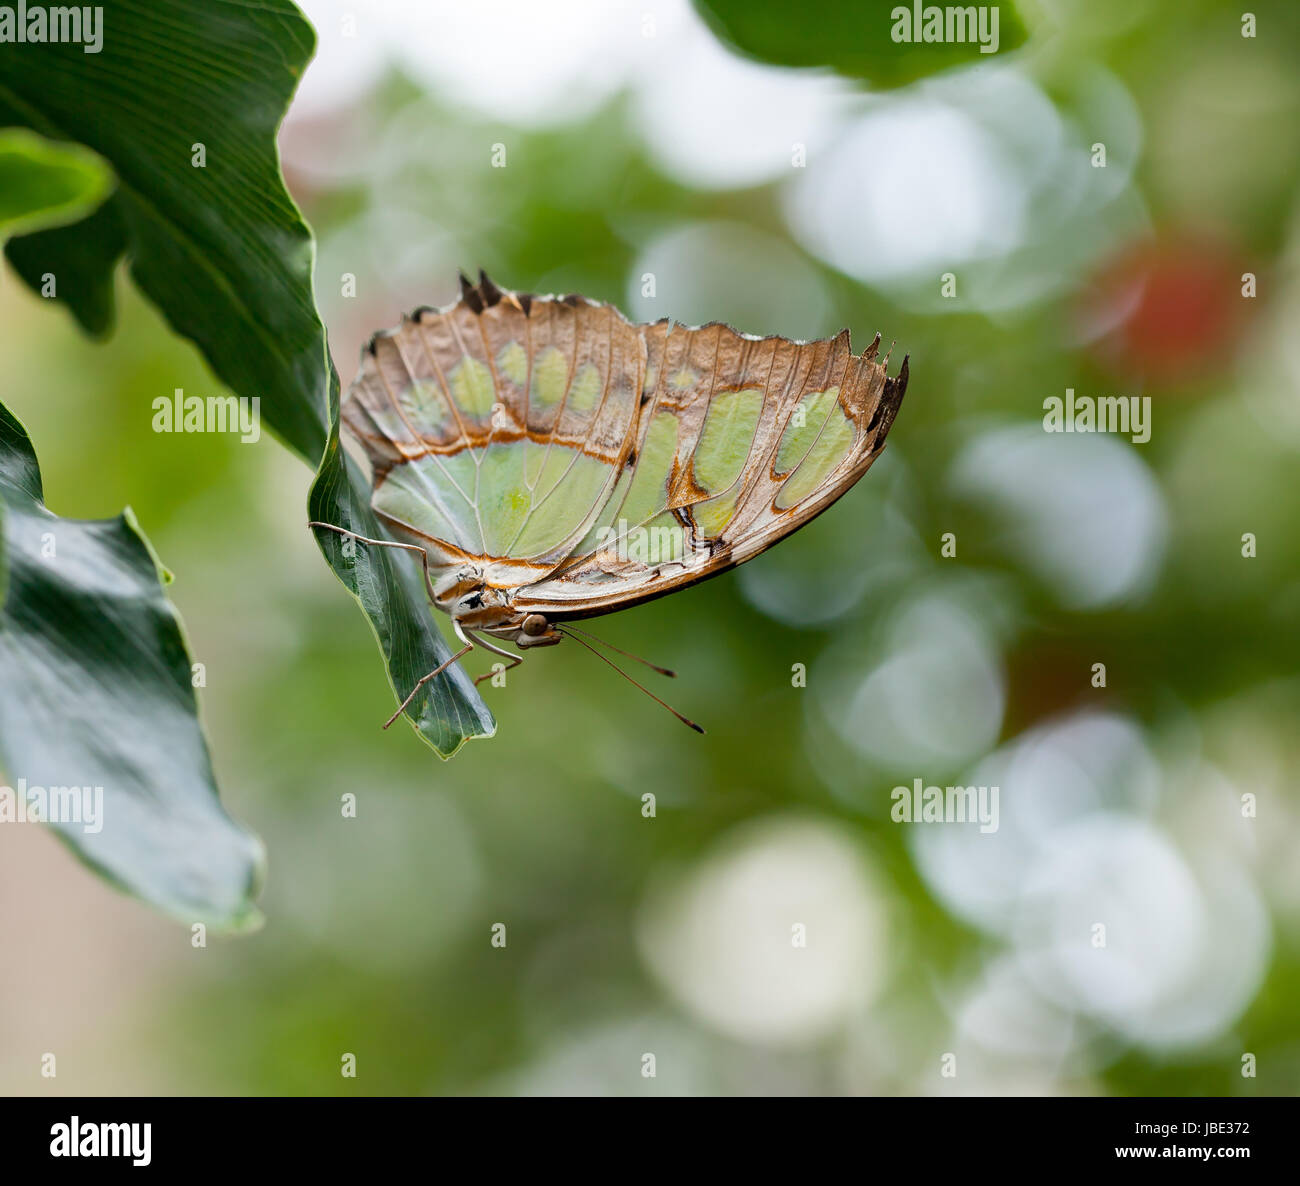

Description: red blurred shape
[1075,234,1250,385]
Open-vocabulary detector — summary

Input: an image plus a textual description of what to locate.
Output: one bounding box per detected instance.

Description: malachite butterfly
[315,272,908,732]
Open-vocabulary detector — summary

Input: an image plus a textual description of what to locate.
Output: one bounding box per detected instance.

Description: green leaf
[0,0,494,757]
[693,0,1030,87]
[308,367,496,758]
[5,196,125,337]
[0,127,112,238]
[0,0,329,462]
[0,402,264,929]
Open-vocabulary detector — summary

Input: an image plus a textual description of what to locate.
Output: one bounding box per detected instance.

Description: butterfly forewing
[520,321,904,616]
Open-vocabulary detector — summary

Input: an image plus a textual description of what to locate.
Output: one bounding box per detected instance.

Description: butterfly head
[435,567,561,648]
[515,612,561,649]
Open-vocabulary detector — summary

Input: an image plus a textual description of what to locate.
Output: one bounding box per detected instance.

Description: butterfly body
[332,272,908,724]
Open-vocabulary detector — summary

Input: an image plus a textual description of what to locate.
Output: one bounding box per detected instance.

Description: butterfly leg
[466,630,523,687]
[308,520,438,607]
[382,621,476,729]
[473,658,521,687]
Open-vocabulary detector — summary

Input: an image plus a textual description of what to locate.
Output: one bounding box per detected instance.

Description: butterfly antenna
[556,627,704,734]
[558,623,677,677]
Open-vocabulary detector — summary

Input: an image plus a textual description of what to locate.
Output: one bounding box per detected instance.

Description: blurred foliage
[1,0,1298,1097]
[694,0,1029,85]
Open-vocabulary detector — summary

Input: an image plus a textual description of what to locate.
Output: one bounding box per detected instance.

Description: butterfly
[313,272,908,732]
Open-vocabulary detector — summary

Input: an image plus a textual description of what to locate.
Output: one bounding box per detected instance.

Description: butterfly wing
[341,275,645,588]
[513,318,908,619]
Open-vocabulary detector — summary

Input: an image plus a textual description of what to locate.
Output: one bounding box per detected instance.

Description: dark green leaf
[4,198,126,338]
[693,0,1030,87]
[0,0,494,756]
[308,367,496,758]
[0,0,329,461]
[0,402,263,929]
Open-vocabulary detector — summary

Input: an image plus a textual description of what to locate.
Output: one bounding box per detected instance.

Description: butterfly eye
[521,614,549,637]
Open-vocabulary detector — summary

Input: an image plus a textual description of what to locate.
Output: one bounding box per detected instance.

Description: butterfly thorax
[433,567,560,649]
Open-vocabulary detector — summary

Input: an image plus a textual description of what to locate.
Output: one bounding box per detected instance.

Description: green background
[1,0,1297,1095]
